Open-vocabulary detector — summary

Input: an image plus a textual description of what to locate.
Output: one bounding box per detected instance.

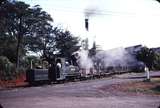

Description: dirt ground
[100,78,160,96]
[0,71,160,108]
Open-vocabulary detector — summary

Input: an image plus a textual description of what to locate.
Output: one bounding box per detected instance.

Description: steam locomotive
[26,57,145,85]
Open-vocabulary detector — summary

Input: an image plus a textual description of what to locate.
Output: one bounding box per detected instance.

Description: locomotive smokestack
[84,7,98,31]
[85,18,89,31]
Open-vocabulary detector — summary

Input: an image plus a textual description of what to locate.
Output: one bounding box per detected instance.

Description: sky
[22,0,160,50]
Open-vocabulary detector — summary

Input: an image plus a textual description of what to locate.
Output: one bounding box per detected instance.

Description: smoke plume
[95,47,138,67]
[84,7,98,18]
[75,46,143,72]
[77,49,93,69]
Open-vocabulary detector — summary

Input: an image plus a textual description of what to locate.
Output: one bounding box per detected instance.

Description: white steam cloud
[77,49,93,69]
[95,47,138,67]
[75,47,143,72]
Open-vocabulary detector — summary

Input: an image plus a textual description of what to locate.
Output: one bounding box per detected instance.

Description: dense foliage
[0,0,80,80]
[0,0,80,66]
[136,47,160,70]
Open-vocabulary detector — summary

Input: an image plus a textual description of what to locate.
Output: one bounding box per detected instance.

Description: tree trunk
[16,34,21,70]
[16,17,23,70]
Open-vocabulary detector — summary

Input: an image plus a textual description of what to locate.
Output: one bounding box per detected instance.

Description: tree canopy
[54,29,80,59]
[136,47,160,70]
[0,0,80,68]
[0,1,55,69]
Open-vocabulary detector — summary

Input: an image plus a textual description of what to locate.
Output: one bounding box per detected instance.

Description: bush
[0,56,16,81]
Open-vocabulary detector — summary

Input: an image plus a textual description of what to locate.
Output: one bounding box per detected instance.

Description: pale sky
[23,0,160,50]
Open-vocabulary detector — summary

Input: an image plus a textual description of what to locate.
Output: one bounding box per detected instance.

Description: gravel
[0,71,160,108]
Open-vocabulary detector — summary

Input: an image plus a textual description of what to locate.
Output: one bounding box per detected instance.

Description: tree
[0,1,80,67]
[54,29,80,60]
[27,24,56,64]
[0,36,17,63]
[0,1,53,69]
[136,47,156,70]
[0,1,31,69]
[25,26,80,64]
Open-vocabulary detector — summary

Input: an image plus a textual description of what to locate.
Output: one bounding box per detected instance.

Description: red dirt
[0,74,27,88]
[100,79,160,96]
